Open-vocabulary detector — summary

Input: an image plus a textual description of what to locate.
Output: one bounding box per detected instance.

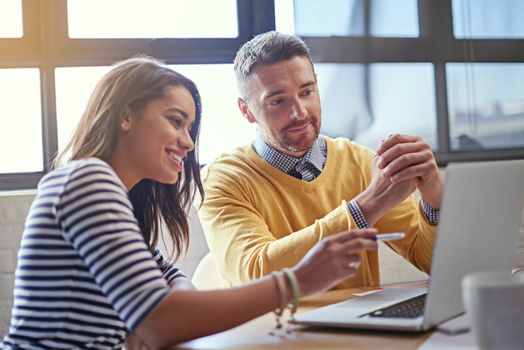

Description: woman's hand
[292,228,378,297]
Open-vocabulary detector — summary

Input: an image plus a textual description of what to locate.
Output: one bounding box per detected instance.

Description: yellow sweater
[198,137,436,289]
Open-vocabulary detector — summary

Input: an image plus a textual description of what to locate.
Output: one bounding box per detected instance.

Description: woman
[1,56,378,349]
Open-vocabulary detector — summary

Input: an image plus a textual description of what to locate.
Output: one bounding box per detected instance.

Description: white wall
[0,191,35,338]
[1,191,524,337]
[161,205,209,278]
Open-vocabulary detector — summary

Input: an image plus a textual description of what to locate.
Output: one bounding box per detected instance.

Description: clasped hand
[356,134,443,226]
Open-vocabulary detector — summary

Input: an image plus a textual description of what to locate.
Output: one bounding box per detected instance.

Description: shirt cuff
[421,200,440,225]
[348,200,369,229]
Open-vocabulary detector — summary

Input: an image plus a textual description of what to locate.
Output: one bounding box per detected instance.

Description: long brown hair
[54,56,204,260]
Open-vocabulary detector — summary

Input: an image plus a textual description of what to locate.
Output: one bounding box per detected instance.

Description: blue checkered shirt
[252,134,439,227]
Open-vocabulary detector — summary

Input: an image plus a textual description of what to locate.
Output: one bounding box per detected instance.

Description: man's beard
[279,116,320,153]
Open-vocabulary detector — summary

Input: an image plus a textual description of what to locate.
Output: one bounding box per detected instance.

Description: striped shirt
[1,158,184,349]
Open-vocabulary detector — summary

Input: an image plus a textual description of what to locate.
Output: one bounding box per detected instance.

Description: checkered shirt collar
[252,133,327,174]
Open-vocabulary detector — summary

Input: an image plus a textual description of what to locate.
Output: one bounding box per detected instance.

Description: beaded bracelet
[269,271,287,335]
[282,268,300,322]
[269,269,302,336]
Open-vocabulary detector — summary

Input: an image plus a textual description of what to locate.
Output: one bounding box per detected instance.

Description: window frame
[0,0,275,190]
[300,0,524,164]
[1,0,524,191]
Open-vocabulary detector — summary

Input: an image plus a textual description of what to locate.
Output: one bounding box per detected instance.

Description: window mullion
[434,63,451,157]
[40,65,58,172]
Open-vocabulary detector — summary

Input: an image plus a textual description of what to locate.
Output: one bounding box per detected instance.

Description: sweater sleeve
[198,165,359,286]
[348,142,437,274]
[375,196,437,274]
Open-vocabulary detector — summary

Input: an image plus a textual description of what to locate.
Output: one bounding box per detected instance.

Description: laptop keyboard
[362,293,427,319]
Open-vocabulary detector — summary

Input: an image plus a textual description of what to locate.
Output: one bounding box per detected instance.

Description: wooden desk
[174,281,432,350]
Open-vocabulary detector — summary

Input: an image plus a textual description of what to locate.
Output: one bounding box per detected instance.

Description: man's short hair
[233,31,313,99]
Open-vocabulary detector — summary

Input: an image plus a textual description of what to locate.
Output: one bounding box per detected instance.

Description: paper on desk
[352,288,383,297]
[419,314,478,350]
[418,331,478,350]
[436,313,470,335]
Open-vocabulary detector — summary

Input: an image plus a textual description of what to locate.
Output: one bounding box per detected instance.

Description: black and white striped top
[1,158,185,349]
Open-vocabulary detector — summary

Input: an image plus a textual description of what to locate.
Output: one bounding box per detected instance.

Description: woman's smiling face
[117,85,196,188]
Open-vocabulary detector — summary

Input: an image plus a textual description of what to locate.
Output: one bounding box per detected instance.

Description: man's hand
[375,134,443,209]
[355,155,417,226]
[355,134,443,226]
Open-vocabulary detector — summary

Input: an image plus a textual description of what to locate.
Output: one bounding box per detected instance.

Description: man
[198,31,443,289]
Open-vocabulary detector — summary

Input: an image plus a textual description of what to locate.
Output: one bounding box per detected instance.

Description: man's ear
[120,107,133,132]
[237,97,256,124]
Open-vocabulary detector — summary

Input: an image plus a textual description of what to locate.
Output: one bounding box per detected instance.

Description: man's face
[239,56,321,157]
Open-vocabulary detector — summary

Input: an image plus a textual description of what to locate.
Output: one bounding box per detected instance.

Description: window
[370,0,418,37]
[1,0,523,190]
[452,0,524,39]
[0,0,23,38]
[0,68,42,173]
[55,66,112,151]
[170,64,255,164]
[275,0,418,37]
[317,63,436,150]
[55,64,254,164]
[275,0,524,163]
[67,0,238,38]
[0,0,274,190]
[447,63,524,151]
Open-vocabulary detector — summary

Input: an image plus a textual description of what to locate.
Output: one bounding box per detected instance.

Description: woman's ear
[120,107,133,132]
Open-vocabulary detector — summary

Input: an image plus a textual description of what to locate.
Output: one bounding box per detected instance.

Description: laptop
[292,159,524,332]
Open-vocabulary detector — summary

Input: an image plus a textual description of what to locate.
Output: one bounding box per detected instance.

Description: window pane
[0,68,42,173]
[55,64,252,165]
[452,0,524,39]
[276,0,365,36]
[170,64,255,164]
[55,66,112,155]
[275,0,418,37]
[370,0,418,37]
[0,0,23,38]
[446,63,524,151]
[318,63,436,150]
[67,0,238,38]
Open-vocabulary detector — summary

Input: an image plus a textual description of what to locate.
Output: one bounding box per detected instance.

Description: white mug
[462,270,524,350]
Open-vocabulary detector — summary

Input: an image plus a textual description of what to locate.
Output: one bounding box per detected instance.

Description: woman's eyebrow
[165,107,188,119]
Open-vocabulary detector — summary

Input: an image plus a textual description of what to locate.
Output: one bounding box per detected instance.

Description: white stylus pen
[374,232,405,241]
